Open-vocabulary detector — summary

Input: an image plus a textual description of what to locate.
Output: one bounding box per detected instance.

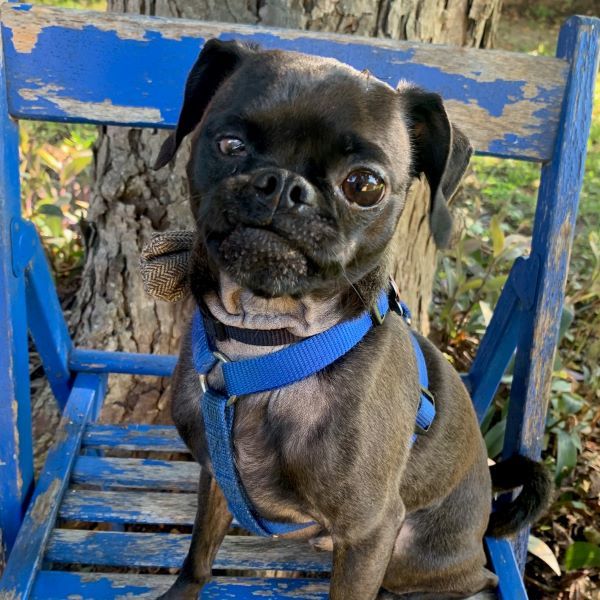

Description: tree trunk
[71,0,502,423]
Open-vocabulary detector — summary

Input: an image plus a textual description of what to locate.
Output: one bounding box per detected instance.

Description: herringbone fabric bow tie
[139,230,194,302]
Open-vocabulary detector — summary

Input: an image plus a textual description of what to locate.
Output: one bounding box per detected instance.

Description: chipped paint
[411,45,567,85]
[0,589,23,600]
[3,16,42,53]
[29,478,61,524]
[444,98,559,156]
[2,3,569,160]
[2,5,148,53]
[16,91,163,124]
[10,399,23,496]
[17,83,64,100]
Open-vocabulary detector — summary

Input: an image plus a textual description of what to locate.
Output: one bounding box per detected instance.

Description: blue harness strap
[192,288,435,537]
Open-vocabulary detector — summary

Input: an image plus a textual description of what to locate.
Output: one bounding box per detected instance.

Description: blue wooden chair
[0,4,598,598]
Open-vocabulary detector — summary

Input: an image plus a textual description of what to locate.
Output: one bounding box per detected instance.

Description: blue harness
[191,288,435,537]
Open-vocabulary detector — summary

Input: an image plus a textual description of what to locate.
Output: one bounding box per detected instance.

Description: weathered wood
[0,374,105,599]
[82,424,188,452]
[0,23,34,557]
[485,538,527,600]
[502,15,600,571]
[25,234,74,407]
[46,529,331,571]
[31,572,330,599]
[59,489,196,524]
[72,456,199,491]
[0,4,568,161]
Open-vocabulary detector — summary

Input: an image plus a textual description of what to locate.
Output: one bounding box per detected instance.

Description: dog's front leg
[330,499,405,600]
[158,468,232,600]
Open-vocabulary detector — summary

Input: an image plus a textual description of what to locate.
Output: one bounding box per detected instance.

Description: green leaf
[528,535,561,576]
[37,147,62,172]
[490,215,505,258]
[457,277,484,293]
[484,418,506,459]
[442,257,457,298]
[584,527,600,545]
[480,403,498,435]
[558,304,575,342]
[555,429,578,483]
[61,151,92,183]
[36,204,63,218]
[555,394,584,415]
[563,542,600,571]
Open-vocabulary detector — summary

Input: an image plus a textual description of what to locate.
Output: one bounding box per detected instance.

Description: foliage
[32,0,106,9]
[19,121,96,277]
[564,542,600,571]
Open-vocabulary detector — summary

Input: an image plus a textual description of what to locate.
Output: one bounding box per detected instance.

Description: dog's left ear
[400,85,472,248]
[154,39,257,169]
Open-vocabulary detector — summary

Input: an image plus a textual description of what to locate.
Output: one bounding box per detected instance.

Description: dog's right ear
[154,39,255,169]
[399,84,472,248]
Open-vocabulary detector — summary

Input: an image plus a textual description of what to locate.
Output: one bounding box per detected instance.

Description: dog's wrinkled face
[155,40,471,300]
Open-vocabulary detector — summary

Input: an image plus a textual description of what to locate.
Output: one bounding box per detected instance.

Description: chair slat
[59,489,196,524]
[70,348,177,377]
[82,424,188,453]
[46,529,331,572]
[32,572,329,599]
[0,3,568,161]
[72,456,199,491]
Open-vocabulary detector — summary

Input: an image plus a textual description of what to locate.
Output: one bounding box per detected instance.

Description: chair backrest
[0,2,598,569]
[1,4,569,162]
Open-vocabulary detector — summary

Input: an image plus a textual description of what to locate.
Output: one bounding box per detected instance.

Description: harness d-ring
[199,350,238,406]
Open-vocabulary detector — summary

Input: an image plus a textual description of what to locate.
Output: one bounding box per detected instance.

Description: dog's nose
[251,169,314,211]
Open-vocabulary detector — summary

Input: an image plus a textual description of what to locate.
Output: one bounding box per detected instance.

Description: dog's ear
[401,86,472,248]
[154,39,256,169]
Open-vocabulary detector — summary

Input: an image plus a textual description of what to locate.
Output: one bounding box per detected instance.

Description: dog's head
[155,40,471,304]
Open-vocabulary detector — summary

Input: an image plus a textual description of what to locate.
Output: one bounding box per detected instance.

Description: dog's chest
[227,371,340,524]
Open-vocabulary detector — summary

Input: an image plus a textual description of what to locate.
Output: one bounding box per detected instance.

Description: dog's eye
[218,137,246,156]
[341,170,385,207]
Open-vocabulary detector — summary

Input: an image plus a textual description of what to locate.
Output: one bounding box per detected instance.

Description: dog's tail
[485,455,553,538]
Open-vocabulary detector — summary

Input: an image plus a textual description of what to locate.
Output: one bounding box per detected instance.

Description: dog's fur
[153,40,551,599]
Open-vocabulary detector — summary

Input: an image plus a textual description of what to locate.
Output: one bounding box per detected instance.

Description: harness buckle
[371,303,386,326]
[415,387,435,435]
[199,350,238,406]
[388,277,412,325]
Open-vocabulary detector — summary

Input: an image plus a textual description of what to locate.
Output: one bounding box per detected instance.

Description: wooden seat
[0,4,598,599]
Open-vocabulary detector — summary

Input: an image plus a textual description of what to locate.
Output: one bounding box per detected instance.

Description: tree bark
[71,0,502,423]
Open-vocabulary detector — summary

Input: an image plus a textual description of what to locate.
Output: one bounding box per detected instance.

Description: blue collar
[192,288,435,537]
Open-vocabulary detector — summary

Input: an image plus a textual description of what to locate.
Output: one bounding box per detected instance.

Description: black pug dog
[153,40,551,600]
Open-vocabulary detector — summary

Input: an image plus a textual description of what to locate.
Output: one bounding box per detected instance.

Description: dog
[151,39,552,599]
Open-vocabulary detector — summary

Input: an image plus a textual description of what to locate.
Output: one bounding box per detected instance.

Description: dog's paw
[309,534,333,552]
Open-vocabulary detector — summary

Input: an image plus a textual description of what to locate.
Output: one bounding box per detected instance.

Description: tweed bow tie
[139,230,194,302]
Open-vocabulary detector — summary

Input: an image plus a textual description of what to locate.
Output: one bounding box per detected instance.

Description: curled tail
[486,455,553,538]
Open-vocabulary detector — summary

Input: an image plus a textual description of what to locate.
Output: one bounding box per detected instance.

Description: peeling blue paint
[46,530,332,572]
[33,572,156,599]
[1,8,569,160]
